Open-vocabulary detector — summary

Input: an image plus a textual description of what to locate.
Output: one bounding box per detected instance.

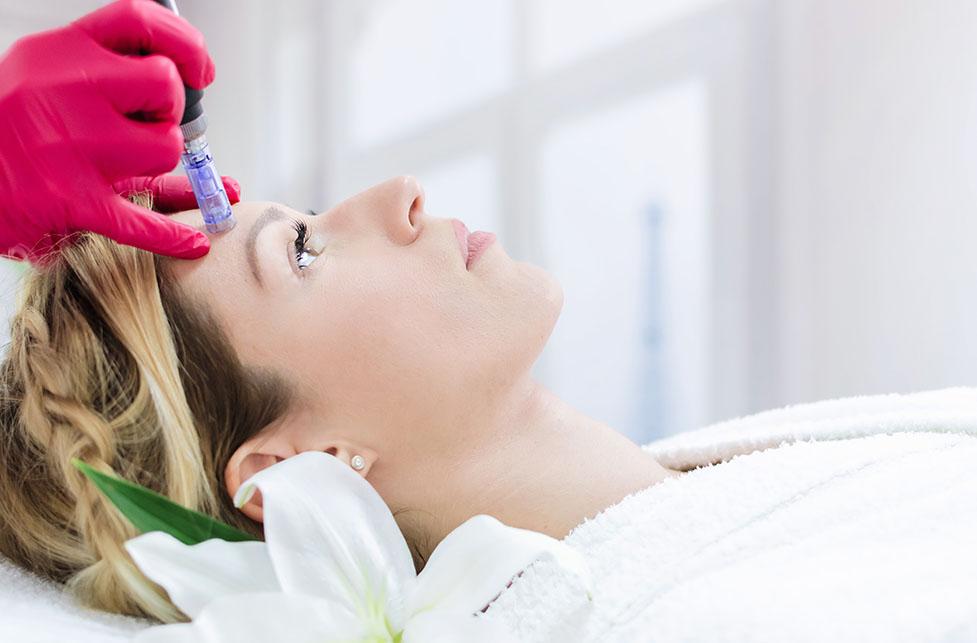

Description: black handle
[148,0,203,125]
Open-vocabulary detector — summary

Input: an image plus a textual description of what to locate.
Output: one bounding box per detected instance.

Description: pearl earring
[350,455,365,471]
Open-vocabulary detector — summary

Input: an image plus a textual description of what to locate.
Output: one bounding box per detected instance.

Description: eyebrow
[245,206,289,287]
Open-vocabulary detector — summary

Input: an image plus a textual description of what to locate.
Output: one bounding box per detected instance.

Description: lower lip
[465,231,497,269]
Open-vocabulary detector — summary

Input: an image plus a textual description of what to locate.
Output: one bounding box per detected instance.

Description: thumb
[86,195,211,259]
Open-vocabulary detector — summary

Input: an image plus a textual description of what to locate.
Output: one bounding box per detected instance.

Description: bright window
[529,0,727,72]
[350,0,515,148]
[536,81,711,442]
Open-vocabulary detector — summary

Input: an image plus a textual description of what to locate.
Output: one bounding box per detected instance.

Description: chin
[524,260,563,315]
[521,261,564,353]
[480,260,561,374]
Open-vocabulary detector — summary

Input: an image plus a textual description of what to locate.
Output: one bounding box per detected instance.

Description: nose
[376,175,425,245]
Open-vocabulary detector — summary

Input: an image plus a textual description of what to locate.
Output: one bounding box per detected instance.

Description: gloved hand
[0,0,238,262]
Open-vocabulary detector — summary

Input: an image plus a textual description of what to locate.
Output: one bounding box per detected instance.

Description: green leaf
[72,458,257,545]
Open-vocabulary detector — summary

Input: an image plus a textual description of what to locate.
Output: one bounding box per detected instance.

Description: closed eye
[291,219,320,272]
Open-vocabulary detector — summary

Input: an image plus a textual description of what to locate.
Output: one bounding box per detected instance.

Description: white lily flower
[126,451,592,642]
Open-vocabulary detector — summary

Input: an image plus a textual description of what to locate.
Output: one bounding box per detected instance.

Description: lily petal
[234,452,417,627]
[126,532,279,620]
[402,610,517,643]
[409,515,593,616]
[133,592,363,643]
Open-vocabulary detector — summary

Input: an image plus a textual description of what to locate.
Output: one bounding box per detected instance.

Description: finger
[222,176,242,204]
[86,194,211,259]
[94,53,184,123]
[115,175,242,212]
[115,175,192,211]
[88,116,184,182]
[73,0,215,89]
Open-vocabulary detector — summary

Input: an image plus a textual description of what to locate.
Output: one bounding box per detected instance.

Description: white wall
[775,0,977,405]
[0,0,975,437]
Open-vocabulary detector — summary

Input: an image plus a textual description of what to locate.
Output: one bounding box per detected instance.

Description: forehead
[168,200,279,237]
[163,201,297,316]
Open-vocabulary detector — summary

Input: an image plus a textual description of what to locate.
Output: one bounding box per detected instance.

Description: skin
[168,175,682,558]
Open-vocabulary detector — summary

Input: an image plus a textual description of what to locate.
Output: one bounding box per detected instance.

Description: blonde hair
[0,201,289,621]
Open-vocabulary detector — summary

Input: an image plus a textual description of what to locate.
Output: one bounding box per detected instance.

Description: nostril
[407,195,423,230]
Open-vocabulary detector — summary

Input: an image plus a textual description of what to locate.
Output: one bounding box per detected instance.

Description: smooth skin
[168,175,681,559]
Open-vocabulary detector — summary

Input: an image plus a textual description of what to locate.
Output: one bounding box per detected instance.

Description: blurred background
[2,0,976,444]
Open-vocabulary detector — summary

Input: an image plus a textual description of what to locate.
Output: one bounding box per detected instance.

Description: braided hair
[0,197,290,621]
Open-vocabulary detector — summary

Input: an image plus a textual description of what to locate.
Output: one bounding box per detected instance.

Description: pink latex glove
[0,0,240,263]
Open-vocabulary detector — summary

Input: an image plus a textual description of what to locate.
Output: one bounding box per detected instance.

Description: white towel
[0,556,150,642]
[480,386,977,642]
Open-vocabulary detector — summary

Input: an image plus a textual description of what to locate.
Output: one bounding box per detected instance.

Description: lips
[465,231,497,268]
[451,219,496,270]
[452,219,469,264]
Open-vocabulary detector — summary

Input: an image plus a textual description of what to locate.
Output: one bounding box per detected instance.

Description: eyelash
[291,220,314,271]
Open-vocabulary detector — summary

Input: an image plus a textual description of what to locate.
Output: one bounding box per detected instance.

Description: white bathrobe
[480,387,977,642]
[3,387,975,641]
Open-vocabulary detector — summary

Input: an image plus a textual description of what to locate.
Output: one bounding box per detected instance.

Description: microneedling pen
[151,0,236,234]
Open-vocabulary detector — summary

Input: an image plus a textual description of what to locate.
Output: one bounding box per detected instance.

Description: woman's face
[168,176,562,502]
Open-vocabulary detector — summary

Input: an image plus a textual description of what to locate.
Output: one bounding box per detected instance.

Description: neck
[417,375,681,556]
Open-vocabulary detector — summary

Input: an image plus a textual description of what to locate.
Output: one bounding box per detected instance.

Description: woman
[0,175,683,623]
[4,177,977,643]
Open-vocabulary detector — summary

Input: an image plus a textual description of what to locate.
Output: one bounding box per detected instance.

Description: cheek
[283,258,485,409]
[276,253,563,421]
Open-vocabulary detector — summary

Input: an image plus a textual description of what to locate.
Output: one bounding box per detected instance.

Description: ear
[224,434,292,523]
[224,414,379,523]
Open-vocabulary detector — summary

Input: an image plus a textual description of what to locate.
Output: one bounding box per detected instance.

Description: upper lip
[451,219,470,267]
